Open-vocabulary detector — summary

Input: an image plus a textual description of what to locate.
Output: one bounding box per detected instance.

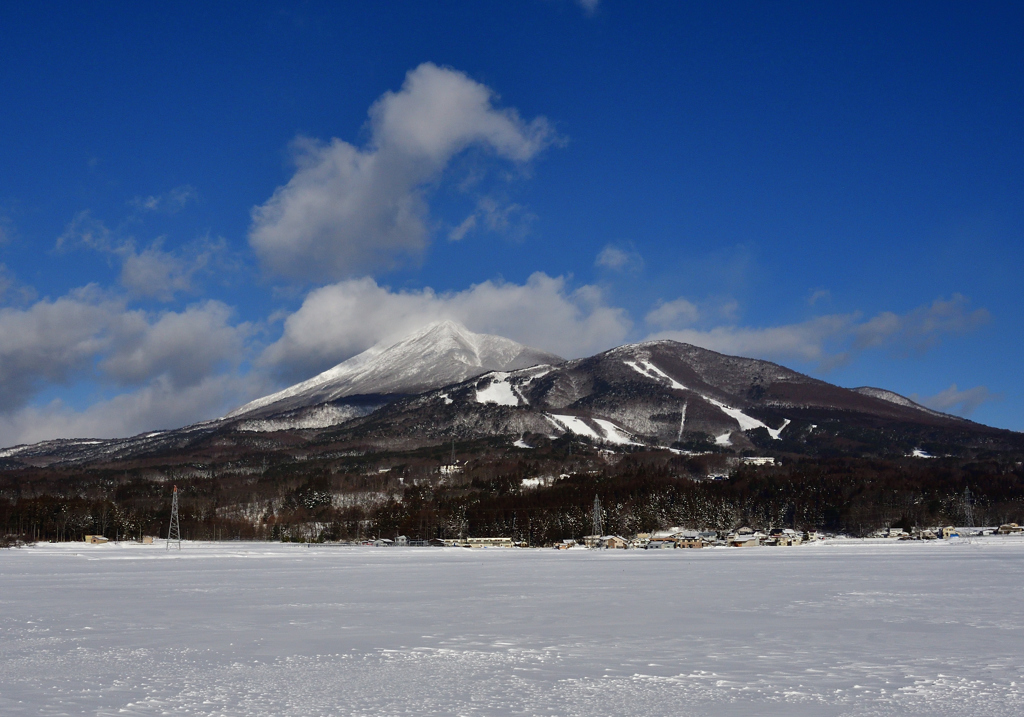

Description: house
[83,535,109,544]
[139,536,154,544]
[765,528,802,546]
[674,537,704,549]
[941,526,961,539]
[727,527,761,547]
[372,538,394,547]
[582,534,602,548]
[998,523,1023,534]
[395,535,408,546]
[599,535,629,549]
[465,537,513,548]
[645,538,675,549]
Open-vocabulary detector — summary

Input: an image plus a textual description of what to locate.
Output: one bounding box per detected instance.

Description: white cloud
[645,298,700,329]
[261,272,631,382]
[0,289,253,416]
[595,244,643,272]
[0,373,264,447]
[100,301,251,389]
[646,295,990,370]
[576,0,600,15]
[118,238,227,301]
[913,384,1000,417]
[248,62,554,280]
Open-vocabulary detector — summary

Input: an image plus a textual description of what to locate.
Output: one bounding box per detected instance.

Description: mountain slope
[2,328,1017,470]
[322,339,994,454]
[228,320,564,420]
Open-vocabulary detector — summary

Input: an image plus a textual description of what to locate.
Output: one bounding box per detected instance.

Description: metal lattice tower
[592,494,602,536]
[964,486,974,528]
[167,485,181,550]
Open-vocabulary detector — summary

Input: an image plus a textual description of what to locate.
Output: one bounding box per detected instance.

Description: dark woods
[3,441,1023,545]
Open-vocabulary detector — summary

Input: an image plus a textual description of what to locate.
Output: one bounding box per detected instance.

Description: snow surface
[236,404,373,432]
[592,418,639,445]
[3,539,1024,716]
[475,373,520,406]
[624,359,687,391]
[548,414,601,441]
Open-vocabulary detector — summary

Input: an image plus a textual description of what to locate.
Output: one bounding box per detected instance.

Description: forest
[3,435,1023,546]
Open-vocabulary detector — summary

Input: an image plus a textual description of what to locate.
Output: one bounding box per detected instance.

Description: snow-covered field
[2,539,1023,716]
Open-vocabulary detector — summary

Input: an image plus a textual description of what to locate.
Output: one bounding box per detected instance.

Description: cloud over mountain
[645,295,989,370]
[260,273,630,383]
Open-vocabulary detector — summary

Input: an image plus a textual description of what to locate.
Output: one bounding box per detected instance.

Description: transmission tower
[167,485,181,550]
[963,486,974,529]
[591,494,602,536]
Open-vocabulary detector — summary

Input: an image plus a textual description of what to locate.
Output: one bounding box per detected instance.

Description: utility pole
[167,485,181,551]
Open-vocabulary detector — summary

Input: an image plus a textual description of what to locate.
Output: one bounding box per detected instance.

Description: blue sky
[0,0,1021,444]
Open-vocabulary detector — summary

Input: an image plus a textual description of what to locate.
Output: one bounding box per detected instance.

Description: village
[78,522,1024,549]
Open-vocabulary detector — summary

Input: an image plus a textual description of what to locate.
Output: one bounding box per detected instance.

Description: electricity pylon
[167,485,181,550]
[592,494,602,536]
[963,486,974,529]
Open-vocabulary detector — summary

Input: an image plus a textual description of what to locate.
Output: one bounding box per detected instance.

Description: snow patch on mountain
[547,414,599,440]
[768,419,791,440]
[236,404,373,432]
[592,418,639,445]
[475,373,520,406]
[624,359,687,391]
[546,414,638,446]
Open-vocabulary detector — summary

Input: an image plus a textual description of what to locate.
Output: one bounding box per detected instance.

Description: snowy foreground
[2,540,1023,716]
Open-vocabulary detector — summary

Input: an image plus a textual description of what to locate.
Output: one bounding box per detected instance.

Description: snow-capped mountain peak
[227,320,563,419]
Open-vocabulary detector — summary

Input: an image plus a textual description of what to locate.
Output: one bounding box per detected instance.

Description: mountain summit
[228,320,563,420]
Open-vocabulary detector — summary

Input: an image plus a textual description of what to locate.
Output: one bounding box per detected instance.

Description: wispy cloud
[912,384,1000,417]
[56,211,230,301]
[129,185,197,213]
[645,294,990,370]
[595,244,644,273]
[448,196,535,241]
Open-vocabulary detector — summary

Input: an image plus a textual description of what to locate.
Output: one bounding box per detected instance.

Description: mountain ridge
[0,323,1016,469]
